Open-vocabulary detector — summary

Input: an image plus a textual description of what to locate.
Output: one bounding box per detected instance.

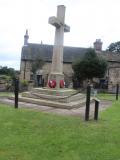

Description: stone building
[20,31,120,91]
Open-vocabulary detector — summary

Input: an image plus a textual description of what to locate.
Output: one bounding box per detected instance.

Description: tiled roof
[21,43,87,63]
[21,43,120,63]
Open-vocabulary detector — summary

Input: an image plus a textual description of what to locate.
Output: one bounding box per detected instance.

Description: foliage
[0,100,120,159]
[0,75,13,91]
[0,75,11,81]
[20,80,29,87]
[106,41,120,53]
[97,93,119,101]
[72,48,108,80]
[31,57,44,74]
[20,80,29,91]
[0,66,15,78]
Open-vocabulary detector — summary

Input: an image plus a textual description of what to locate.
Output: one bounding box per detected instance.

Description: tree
[0,66,15,78]
[72,48,108,81]
[0,66,16,91]
[106,41,120,53]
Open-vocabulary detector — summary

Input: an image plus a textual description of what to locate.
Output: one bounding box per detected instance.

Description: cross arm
[49,16,61,28]
[64,24,70,32]
[49,16,70,32]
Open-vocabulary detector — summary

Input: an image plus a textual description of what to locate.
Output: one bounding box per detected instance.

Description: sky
[0,0,120,70]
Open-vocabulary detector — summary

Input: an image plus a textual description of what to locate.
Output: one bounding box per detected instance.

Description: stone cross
[48,5,70,89]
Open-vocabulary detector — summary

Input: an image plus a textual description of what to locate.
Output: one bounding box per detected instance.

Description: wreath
[48,80,56,88]
[60,80,65,88]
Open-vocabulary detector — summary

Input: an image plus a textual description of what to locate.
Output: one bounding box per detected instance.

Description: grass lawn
[0,98,120,160]
[97,93,119,101]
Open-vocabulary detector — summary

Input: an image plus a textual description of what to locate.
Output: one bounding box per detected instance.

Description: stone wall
[108,67,120,84]
[107,62,120,84]
[41,62,73,86]
[20,60,74,86]
[107,61,120,92]
[20,59,120,91]
[19,60,32,81]
[63,63,73,86]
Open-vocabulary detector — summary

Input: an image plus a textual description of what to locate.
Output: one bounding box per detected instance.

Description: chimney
[93,39,103,51]
[24,29,29,45]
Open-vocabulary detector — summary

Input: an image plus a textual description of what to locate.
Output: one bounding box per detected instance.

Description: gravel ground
[0,97,112,119]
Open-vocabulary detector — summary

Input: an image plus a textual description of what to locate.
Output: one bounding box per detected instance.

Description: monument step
[32,87,78,96]
[22,91,86,103]
[12,96,87,109]
[18,87,88,108]
[69,93,85,102]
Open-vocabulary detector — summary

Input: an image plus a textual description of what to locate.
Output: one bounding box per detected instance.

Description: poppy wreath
[48,80,56,88]
[60,80,65,88]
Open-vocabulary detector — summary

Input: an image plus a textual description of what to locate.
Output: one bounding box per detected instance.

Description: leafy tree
[72,48,108,81]
[0,66,15,78]
[0,67,16,91]
[106,41,120,53]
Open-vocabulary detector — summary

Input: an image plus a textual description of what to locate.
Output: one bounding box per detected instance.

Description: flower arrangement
[48,80,56,88]
[60,80,65,88]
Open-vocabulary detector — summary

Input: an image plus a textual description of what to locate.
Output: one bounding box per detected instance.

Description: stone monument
[48,5,70,89]
[18,5,86,109]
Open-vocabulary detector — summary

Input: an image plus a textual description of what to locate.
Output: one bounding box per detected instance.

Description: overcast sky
[0,0,120,70]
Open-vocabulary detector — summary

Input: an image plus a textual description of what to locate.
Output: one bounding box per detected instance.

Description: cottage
[20,31,120,91]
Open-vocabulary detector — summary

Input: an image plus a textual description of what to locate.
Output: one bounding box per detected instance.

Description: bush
[20,80,29,91]
[21,80,29,87]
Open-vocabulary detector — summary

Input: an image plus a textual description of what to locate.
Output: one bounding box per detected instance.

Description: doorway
[36,75,43,87]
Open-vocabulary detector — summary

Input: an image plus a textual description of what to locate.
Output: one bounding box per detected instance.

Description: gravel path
[0,97,112,118]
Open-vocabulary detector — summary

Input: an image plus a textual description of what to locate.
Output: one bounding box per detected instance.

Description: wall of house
[20,60,74,86]
[107,62,120,92]
[41,62,73,86]
[20,59,120,92]
[63,63,73,86]
[19,60,32,81]
[109,67,120,83]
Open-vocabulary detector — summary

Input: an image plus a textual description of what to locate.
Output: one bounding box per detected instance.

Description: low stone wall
[0,79,6,91]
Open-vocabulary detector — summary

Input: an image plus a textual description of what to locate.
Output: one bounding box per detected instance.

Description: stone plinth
[19,87,86,109]
[31,87,78,96]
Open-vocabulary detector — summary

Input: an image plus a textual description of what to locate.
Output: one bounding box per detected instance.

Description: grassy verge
[96,93,119,101]
[0,100,120,160]
[0,92,13,97]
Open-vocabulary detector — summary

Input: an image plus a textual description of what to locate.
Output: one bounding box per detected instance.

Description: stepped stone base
[18,87,87,109]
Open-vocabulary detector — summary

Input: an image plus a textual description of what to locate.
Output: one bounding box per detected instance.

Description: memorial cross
[48,5,70,89]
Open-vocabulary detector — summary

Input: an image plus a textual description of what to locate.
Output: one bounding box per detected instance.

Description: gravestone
[48,5,70,89]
